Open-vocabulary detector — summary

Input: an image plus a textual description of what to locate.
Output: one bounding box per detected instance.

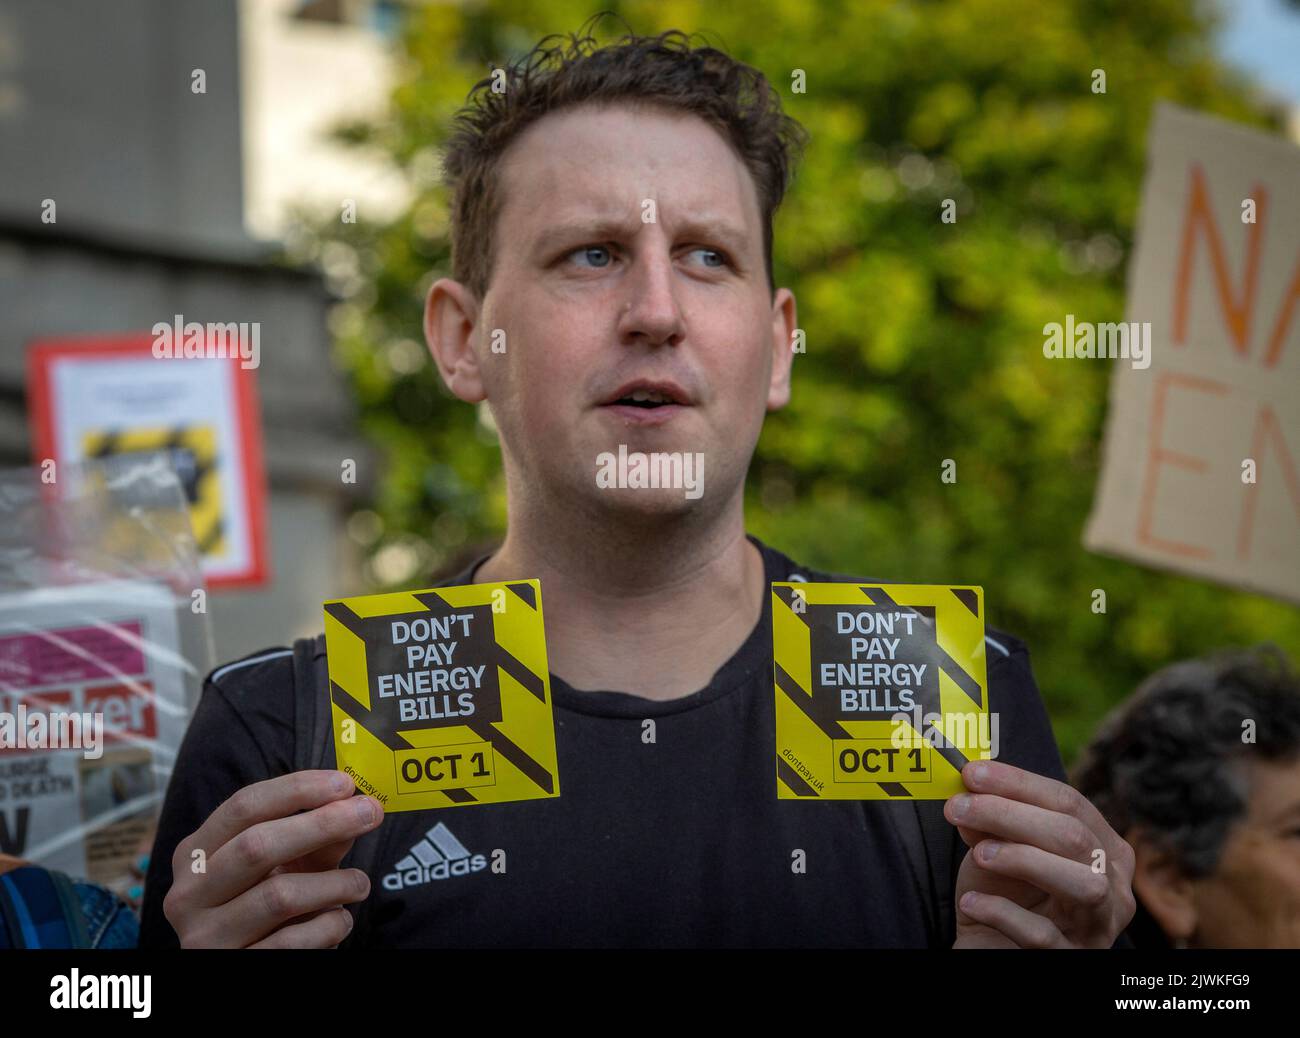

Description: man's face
[469,101,794,520]
[1191,756,1300,947]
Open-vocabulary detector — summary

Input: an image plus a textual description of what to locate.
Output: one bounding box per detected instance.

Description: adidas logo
[381,821,488,891]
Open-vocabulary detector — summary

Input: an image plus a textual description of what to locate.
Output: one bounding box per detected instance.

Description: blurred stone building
[0,0,403,660]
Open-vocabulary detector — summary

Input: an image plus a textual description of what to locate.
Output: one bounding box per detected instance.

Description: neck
[474,492,766,700]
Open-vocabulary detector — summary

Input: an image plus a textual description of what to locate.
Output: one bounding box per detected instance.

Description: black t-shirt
[139,536,1067,948]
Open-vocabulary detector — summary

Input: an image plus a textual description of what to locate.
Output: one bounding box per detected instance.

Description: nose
[616,243,686,348]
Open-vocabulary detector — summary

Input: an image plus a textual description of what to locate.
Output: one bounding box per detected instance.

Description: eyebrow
[530,217,639,260]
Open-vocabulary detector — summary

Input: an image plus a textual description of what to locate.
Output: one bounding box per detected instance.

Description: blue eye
[690,248,728,268]
[571,245,612,268]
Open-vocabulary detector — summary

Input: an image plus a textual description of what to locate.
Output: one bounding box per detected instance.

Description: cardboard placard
[324,581,559,811]
[772,582,992,800]
[1085,105,1300,602]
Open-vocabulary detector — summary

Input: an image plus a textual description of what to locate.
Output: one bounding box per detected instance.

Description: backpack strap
[291,633,387,947]
[886,799,959,948]
[291,634,332,772]
[913,800,959,947]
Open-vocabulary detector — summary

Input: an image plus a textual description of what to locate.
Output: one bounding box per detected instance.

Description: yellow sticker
[324,581,560,812]
[772,582,992,800]
[82,424,226,559]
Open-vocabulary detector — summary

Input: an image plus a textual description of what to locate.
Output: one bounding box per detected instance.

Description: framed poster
[26,332,270,589]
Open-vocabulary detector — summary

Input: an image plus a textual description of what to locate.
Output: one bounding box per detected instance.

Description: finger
[201,796,381,905]
[249,907,355,950]
[955,824,996,850]
[958,891,1069,949]
[971,839,1110,905]
[280,838,357,874]
[181,771,357,867]
[945,792,1101,863]
[962,761,1114,844]
[214,868,370,948]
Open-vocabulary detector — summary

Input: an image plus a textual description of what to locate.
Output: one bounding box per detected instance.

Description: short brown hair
[441,21,809,301]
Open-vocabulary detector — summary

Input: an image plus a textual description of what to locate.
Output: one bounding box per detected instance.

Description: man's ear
[1130,829,1198,945]
[424,276,486,404]
[766,286,797,411]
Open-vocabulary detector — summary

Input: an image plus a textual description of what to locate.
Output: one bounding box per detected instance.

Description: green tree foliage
[297,0,1300,761]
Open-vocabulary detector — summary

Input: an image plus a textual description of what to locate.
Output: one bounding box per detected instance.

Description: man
[1075,646,1300,948]
[140,28,1135,949]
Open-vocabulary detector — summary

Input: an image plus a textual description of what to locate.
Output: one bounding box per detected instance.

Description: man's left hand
[947,760,1136,948]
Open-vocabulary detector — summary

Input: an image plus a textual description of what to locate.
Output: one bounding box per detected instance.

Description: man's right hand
[163,770,383,948]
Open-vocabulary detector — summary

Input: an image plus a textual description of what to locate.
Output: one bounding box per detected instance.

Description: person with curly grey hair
[1074,646,1300,948]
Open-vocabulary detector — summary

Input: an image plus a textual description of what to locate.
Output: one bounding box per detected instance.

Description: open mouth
[598,380,691,424]
[601,380,691,409]
[612,389,677,409]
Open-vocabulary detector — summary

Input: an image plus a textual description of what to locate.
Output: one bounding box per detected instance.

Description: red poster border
[24,332,271,590]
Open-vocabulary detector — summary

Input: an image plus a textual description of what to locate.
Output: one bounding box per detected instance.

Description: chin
[592,486,707,516]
